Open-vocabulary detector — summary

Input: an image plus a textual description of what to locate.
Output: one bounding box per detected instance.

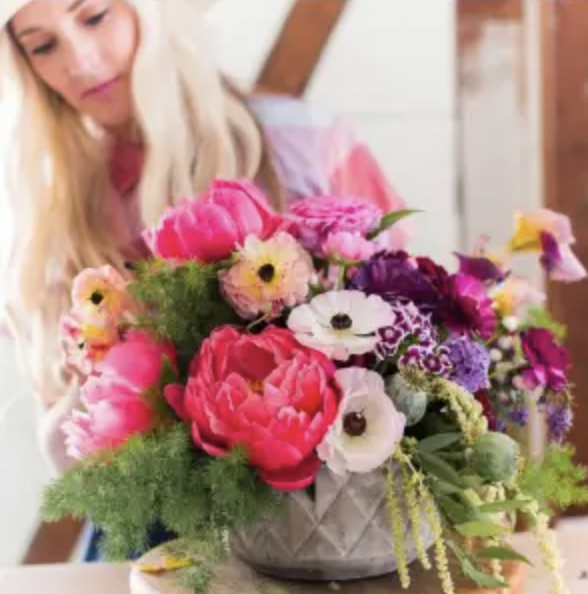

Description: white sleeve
[36,385,80,477]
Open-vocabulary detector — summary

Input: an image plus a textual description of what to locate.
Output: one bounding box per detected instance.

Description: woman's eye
[86,10,108,26]
[31,41,56,56]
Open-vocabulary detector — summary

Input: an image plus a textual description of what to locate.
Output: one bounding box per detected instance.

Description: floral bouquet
[43,179,587,594]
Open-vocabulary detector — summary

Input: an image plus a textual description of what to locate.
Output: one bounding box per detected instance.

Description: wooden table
[1,527,587,594]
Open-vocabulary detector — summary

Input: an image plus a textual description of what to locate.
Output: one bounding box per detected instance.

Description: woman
[0,0,404,558]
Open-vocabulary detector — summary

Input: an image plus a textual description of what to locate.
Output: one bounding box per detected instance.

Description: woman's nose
[61,38,102,81]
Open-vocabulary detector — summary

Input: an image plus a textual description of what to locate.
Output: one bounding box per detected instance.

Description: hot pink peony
[288,196,383,253]
[62,331,177,459]
[143,179,285,263]
[164,325,340,491]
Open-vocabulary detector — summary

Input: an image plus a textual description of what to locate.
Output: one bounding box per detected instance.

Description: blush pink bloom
[323,231,376,262]
[62,331,177,459]
[144,179,286,263]
[164,325,340,491]
[71,266,131,326]
[219,232,314,320]
[288,196,383,253]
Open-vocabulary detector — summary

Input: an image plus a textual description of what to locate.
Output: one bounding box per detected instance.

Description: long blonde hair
[0,0,282,404]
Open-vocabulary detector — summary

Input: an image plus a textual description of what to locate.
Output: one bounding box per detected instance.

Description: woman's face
[11,0,139,134]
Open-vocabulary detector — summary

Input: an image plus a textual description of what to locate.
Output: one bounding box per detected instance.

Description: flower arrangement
[42,179,588,594]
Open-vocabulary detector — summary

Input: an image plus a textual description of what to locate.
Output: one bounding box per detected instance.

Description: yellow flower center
[247,379,265,394]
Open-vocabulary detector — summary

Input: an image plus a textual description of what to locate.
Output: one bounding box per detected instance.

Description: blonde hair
[0,0,283,404]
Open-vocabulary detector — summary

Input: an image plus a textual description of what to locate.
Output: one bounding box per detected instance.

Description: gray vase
[230,465,433,582]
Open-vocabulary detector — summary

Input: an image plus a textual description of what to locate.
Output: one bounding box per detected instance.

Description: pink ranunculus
[165,325,340,491]
[143,179,286,263]
[62,331,177,459]
[323,231,376,262]
[288,196,383,253]
[521,328,570,393]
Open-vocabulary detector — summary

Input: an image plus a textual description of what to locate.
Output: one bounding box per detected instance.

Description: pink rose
[288,196,383,253]
[144,179,285,263]
[63,331,177,459]
[165,325,340,491]
[323,231,376,262]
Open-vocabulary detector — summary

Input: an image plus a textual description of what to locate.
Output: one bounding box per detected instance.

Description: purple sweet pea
[521,328,570,393]
[455,253,507,284]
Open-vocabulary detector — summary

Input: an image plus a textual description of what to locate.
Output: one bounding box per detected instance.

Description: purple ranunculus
[444,336,490,394]
[348,252,446,315]
[521,328,570,393]
[445,274,497,339]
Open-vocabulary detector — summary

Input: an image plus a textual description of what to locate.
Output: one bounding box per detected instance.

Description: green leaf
[478,499,532,514]
[437,495,478,525]
[461,558,509,589]
[476,546,533,566]
[455,520,507,538]
[416,433,461,453]
[417,451,464,487]
[366,209,421,240]
[431,480,463,496]
[447,541,509,590]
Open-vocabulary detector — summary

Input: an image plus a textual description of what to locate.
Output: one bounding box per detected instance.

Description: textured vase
[230,465,433,582]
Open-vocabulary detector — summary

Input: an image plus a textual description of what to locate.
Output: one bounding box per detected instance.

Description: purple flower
[455,253,507,284]
[445,274,497,339]
[349,252,445,315]
[521,328,569,393]
[444,336,490,393]
[508,407,530,428]
[376,301,440,360]
[546,404,573,443]
[400,345,429,368]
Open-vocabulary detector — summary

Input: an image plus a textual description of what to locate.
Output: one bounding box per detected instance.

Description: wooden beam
[255,0,350,97]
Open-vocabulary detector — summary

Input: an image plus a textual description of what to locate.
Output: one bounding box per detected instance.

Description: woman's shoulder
[247,94,343,131]
[247,94,356,198]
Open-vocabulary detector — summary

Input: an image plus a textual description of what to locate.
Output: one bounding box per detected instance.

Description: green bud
[470,432,518,483]
[385,374,428,426]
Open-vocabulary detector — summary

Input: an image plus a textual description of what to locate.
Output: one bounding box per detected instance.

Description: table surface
[1,527,588,594]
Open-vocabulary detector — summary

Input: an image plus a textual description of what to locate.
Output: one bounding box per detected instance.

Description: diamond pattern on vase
[231,464,433,579]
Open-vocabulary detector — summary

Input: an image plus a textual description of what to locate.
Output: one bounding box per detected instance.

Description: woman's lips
[82,76,121,100]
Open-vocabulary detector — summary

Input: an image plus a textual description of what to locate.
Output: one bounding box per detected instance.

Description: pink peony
[62,331,177,459]
[143,179,285,263]
[164,325,340,491]
[323,231,376,262]
[288,196,382,253]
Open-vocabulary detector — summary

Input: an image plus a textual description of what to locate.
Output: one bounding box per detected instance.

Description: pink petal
[550,245,587,282]
[260,455,321,492]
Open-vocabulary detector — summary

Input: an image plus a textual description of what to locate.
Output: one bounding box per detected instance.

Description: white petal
[350,294,395,333]
[287,303,317,334]
[293,332,351,361]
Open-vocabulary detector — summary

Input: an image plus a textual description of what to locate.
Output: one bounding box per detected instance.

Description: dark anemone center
[343,412,367,437]
[331,313,353,331]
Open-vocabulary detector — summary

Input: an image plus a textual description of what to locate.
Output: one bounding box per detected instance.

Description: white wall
[210,0,459,262]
